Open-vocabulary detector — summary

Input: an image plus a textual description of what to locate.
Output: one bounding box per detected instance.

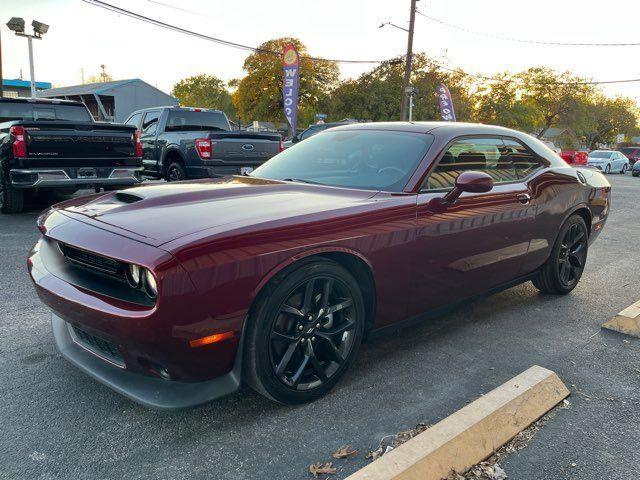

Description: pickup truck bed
[0,98,143,213]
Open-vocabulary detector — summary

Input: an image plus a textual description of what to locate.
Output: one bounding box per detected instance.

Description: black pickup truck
[124,106,282,181]
[0,98,143,213]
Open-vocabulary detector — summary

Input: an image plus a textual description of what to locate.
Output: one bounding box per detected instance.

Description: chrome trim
[66,322,126,369]
[9,167,143,188]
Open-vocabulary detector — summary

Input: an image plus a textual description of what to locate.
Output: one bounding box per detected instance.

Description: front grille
[58,242,123,276]
[69,323,125,368]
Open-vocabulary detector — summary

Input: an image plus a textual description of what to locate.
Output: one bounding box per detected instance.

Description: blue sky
[2,0,639,104]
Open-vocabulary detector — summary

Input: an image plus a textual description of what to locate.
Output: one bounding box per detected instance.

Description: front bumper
[10,167,143,188]
[52,313,242,409]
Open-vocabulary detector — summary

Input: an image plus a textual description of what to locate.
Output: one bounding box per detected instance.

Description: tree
[328,54,474,122]
[171,74,236,116]
[516,67,594,138]
[572,95,639,148]
[231,38,339,128]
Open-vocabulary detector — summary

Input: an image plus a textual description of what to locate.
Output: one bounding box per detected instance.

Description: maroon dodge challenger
[28,122,610,408]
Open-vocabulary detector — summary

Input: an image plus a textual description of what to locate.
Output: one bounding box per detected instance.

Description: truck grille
[58,242,123,276]
[69,323,125,368]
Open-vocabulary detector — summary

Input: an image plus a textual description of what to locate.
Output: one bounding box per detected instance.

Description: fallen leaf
[309,462,337,477]
[333,445,358,459]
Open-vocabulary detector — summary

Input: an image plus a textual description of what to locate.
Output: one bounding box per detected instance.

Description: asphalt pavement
[1,175,638,480]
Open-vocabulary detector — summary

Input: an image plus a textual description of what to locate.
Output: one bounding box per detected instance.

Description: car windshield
[589,151,612,158]
[251,129,433,192]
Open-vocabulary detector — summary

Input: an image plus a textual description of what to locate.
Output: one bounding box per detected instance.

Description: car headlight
[126,264,142,288]
[144,268,158,298]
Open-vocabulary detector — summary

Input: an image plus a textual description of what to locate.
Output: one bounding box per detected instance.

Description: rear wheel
[621,163,628,174]
[0,171,24,214]
[244,260,365,404]
[533,215,588,295]
[165,162,186,182]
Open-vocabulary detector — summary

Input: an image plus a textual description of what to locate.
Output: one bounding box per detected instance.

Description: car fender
[251,245,374,298]
[160,146,185,171]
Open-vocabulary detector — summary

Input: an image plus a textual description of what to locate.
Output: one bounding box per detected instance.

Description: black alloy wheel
[245,260,365,404]
[166,162,186,182]
[533,215,588,294]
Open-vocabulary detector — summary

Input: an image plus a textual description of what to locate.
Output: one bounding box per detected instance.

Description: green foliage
[231,38,339,129]
[171,74,236,117]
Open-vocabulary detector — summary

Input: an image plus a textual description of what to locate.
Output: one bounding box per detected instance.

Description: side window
[424,137,517,190]
[141,110,160,135]
[125,112,143,129]
[300,127,320,141]
[503,139,546,178]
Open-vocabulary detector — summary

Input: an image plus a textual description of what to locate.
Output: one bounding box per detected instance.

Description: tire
[0,170,24,214]
[621,163,627,174]
[604,163,611,174]
[633,171,639,177]
[532,215,588,295]
[244,259,365,404]
[165,162,186,182]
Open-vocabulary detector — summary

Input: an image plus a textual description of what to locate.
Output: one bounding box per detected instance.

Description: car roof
[0,97,83,106]
[130,106,223,115]
[331,121,535,137]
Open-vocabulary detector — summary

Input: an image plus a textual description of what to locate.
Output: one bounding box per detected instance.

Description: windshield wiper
[281,178,323,185]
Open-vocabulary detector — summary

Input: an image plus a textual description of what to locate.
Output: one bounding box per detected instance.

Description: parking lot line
[602,300,640,338]
[345,365,569,480]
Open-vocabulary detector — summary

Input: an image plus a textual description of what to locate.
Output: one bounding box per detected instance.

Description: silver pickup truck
[124,106,282,181]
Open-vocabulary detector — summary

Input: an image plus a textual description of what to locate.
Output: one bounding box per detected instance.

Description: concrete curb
[346,365,569,480]
[602,300,640,338]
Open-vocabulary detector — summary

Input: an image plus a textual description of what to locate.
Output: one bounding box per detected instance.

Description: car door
[407,137,536,317]
[139,110,161,174]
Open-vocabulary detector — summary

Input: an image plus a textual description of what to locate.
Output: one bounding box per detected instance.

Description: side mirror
[431,171,493,209]
[291,135,299,144]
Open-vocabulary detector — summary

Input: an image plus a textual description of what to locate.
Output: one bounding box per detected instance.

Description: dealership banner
[282,44,300,132]
[437,83,456,122]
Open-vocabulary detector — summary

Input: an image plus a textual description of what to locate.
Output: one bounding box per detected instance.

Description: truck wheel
[166,162,186,182]
[0,171,25,214]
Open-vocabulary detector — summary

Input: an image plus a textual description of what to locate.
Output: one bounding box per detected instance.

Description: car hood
[51,177,379,248]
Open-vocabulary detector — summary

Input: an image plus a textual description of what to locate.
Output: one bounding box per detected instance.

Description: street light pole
[27,36,35,97]
[400,0,418,122]
[6,18,49,99]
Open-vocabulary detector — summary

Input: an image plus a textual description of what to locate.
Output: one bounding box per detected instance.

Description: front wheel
[533,215,588,295]
[604,163,611,174]
[244,260,365,404]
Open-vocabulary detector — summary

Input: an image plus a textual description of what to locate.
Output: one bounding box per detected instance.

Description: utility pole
[400,0,418,122]
[6,18,49,99]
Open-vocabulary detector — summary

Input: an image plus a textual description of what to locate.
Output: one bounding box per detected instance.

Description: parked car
[29,122,610,408]
[560,150,588,166]
[620,146,640,166]
[124,106,282,181]
[283,120,358,149]
[0,97,142,214]
[586,150,629,174]
[632,160,640,177]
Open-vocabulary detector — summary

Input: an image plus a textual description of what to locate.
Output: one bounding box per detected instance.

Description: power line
[81,0,386,64]
[81,0,640,86]
[416,10,640,47]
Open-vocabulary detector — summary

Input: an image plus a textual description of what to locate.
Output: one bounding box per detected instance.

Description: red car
[560,150,588,166]
[620,146,640,166]
[28,123,611,408]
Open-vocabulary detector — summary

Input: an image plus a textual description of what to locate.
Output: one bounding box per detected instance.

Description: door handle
[517,193,531,205]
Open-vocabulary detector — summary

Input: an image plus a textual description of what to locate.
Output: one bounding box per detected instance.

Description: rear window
[166,110,229,132]
[0,102,92,123]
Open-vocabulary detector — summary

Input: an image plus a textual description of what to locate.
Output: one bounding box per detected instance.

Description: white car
[587,150,629,174]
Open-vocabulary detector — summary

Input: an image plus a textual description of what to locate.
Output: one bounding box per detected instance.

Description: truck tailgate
[23,122,137,165]
[209,131,281,165]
